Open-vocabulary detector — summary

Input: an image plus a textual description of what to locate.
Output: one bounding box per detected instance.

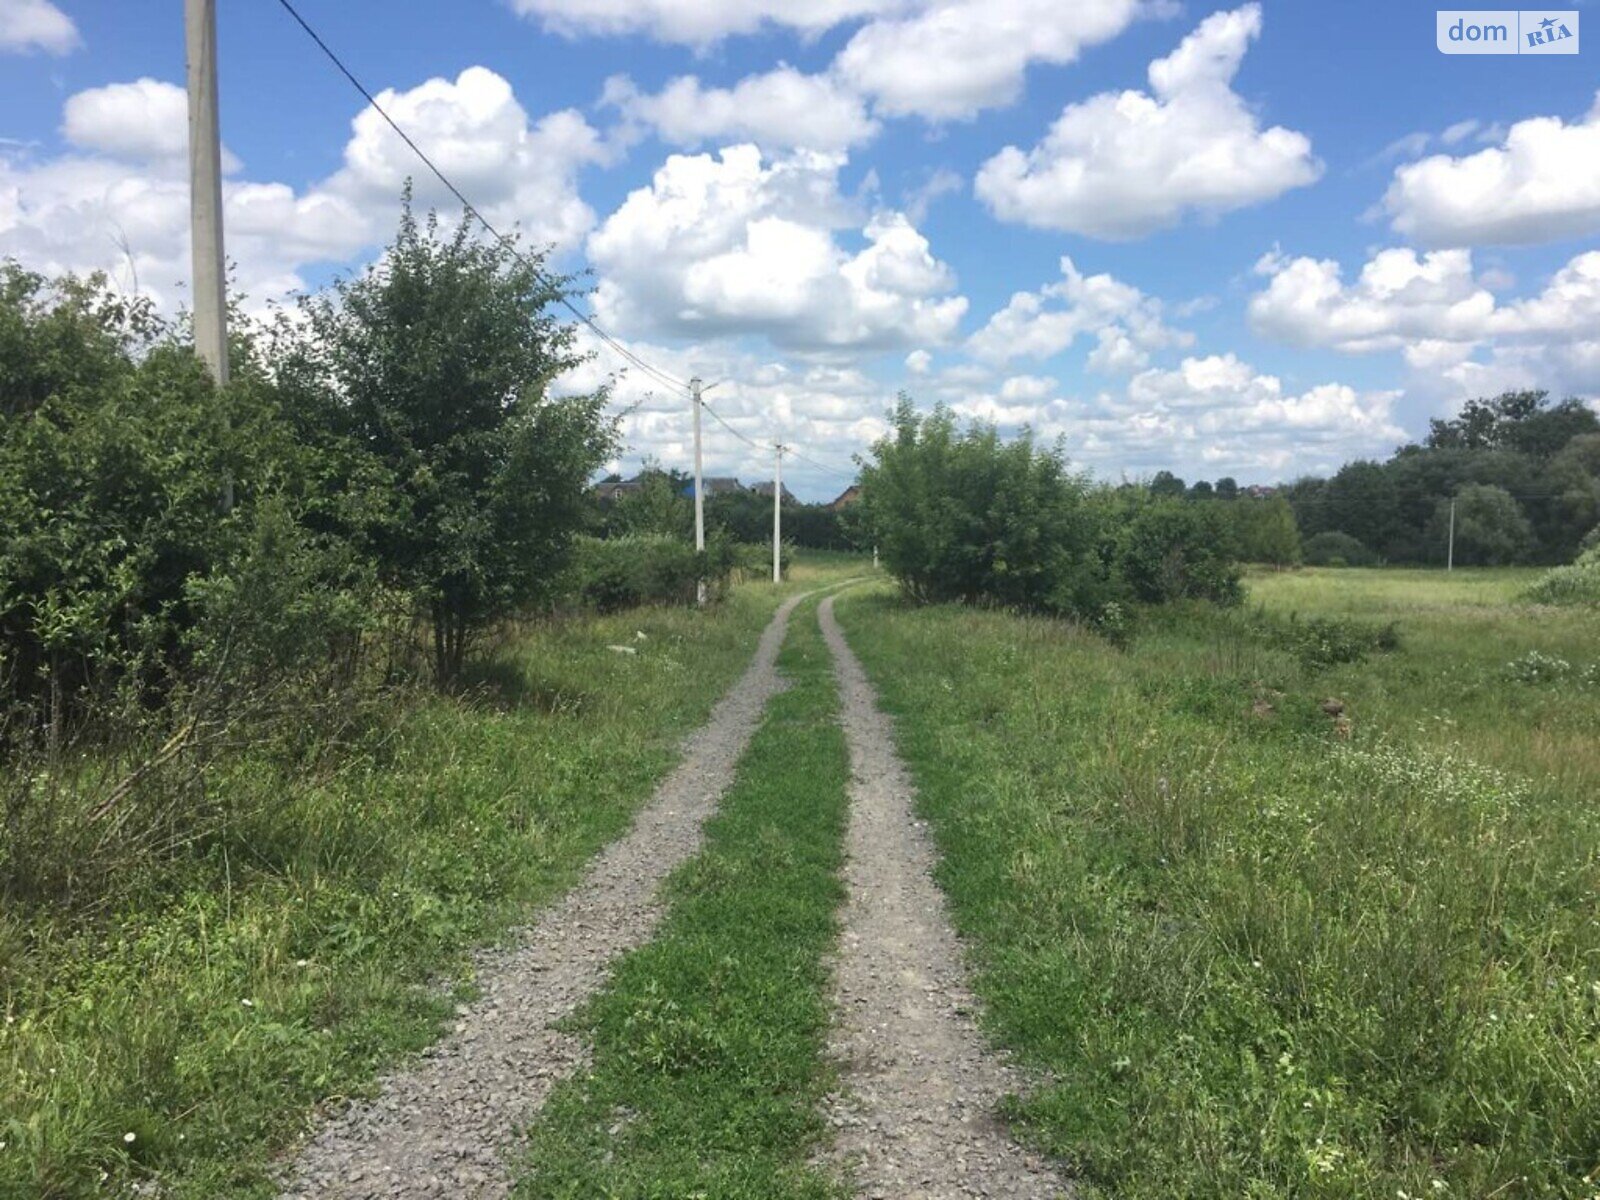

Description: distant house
[681,476,746,499]
[595,471,745,501]
[749,480,798,504]
[593,476,645,501]
[828,485,861,511]
[1244,484,1278,499]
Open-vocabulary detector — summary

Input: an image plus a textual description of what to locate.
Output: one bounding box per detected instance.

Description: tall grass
[516,601,849,1198]
[836,571,1600,1198]
[0,570,858,1199]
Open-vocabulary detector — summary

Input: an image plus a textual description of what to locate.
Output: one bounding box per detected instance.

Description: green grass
[514,600,849,1200]
[835,574,1600,1199]
[0,561,864,1200]
[1248,566,1600,796]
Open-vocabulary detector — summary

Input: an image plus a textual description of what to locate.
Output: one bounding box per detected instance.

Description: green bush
[1303,530,1380,567]
[1257,611,1402,669]
[565,534,738,612]
[1112,496,1243,606]
[1522,545,1600,606]
[856,399,1240,623]
[857,399,1108,614]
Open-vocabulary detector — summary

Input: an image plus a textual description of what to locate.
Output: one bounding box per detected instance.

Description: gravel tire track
[278,591,818,1200]
[819,594,1069,1200]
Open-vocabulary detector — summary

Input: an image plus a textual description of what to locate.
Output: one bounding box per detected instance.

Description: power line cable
[786,446,857,479]
[272,0,689,397]
[699,397,767,451]
[277,0,869,487]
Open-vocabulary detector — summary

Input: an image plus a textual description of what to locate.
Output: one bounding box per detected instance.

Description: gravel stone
[276,592,816,1199]
[819,595,1070,1199]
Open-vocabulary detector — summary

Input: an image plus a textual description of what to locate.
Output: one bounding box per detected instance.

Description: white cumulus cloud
[587,144,967,353]
[507,0,902,45]
[1,67,607,313]
[967,256,1191,371]
[1382,93,1600,246]
[1249,246,1600,397]
[0,0,77,54]
[974,4,1320,239]
[326,66,609,252]
[603,68,879,153]
[834,0,1143,121]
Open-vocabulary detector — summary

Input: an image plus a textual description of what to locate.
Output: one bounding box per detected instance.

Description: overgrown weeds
[516,602,848,1199]
[837,571,1600,1199]
[0,584,817,1199]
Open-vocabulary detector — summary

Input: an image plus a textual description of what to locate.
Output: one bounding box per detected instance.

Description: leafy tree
[1149,470,1187,498]
[603,467,693,539]
[858,398,1105,611]
[0,263,370,726]
[1428,484,1533,566]
[1322,461,1402,557]
[1425,390,1598,458]
[1188,479,1215,500]
[1303,531,1379,567]
[1547,433,1600,554]
[1115,499,1242,604]
[290,201,614,682]
[1234,496,1301,566]
[1214,476,1240,500]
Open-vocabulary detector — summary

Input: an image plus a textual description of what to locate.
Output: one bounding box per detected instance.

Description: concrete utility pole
[772,443,784,584]
[186,0,232,510]
[1447,496,1456,572]
[690,377,706,605]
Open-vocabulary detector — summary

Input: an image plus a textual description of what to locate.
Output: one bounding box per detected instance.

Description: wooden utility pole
[691,377,706,605]
[1447,496,1456,571]
[772,444,784,584]
[186,0,232,510]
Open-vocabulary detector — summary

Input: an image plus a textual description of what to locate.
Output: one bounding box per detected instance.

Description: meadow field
[835,566,1600,1199]
[0,559,861,1199]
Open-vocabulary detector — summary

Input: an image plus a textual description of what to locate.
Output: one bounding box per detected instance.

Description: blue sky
[2,0,1597,499]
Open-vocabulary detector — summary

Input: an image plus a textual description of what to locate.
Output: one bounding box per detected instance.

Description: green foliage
[1428,483,1533,566]
[1523,545,1600,606]
[285,199,615,682]
[1232,496,1301,566]
[1288,391,1600,565]
[517,606,848,1199]
[566,533,737,611]
[1302,530,1379,567]
[0,264,371,738]
[855,401,1241,621]
[858,399,1105,611]
[837,572,1600,1199]
[0,581,831,1199]
[1254,611,1401,669]
[1113,498,1243,606]
[599,469,694,540]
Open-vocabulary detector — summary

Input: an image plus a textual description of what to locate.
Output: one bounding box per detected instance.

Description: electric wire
[272,0,689,397]
[275,0,865,488]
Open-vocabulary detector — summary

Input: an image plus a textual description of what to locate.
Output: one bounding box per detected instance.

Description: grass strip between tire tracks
[515,599,850,1200]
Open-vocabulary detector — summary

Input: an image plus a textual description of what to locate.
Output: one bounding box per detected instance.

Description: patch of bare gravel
[818,595,1070,1200]
[277,591,815,1200]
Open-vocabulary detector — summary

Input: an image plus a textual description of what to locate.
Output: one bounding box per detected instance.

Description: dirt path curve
[279,590,821,1200]
[818,595,1069,1199]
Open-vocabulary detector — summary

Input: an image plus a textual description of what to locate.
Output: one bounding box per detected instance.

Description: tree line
[1,198,617,756]
[1280,391,1600,566]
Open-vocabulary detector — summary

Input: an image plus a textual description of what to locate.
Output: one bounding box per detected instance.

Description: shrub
[857,399,1109,615]
[1303,530,1380,567]
[1113,497,1243,606]
[855,399,1243,623]
[565,534,738,612]
[1259,612,1402,669]
[1522,545,1600,606]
